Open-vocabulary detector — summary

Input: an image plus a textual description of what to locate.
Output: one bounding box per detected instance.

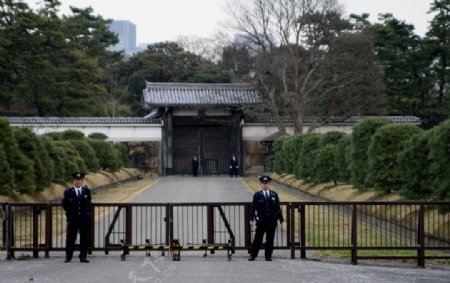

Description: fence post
[289,203,295,259]
[300,204,306,259]
[45,203,52,258]
[207,205,215,254]
[32,205,39,258]
[351,204,358,265]
[125,204,133,246]
[165,203,174,247]
[89,204,95,255]
[244,204,251,250]
[1,204,6,251]
[417,204,425,268]
[7,206,14,259]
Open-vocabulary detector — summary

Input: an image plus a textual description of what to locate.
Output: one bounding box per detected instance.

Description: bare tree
[225,0,355,134]
[176,33,230,63]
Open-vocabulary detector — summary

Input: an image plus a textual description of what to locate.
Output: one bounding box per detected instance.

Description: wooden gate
[173,126,231,175]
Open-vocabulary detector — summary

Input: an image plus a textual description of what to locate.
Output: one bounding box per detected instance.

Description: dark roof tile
[7,117,161,125]
[245,116,422,124]
[143,82,262,106]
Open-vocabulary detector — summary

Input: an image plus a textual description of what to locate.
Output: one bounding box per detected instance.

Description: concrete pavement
[1,251,449,283]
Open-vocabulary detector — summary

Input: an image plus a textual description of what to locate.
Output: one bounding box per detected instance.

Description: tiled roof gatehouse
[143,82,262,106]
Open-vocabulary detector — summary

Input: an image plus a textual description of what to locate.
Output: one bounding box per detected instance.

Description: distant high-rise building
[108,20,137,55]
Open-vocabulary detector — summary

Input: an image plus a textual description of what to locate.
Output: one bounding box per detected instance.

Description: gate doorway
[173,126,232,175]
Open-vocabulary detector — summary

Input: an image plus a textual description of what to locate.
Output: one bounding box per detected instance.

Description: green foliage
[373,14,432,115]
[118,42,230,114]
[44,132,64,141]
[39,135,62,182]
[88,132,108,140]
[273,136,289,174]
[62,130,85,140]
[291,135,306,179]
[335,134,352,183]
[113,143,132,167]
[367,124,422,194]
[0,1,120,116]
[320,131,345,147]
[397,130,433,199]
[87,139,119,171]
[282,138,296,174]
[0,119,35,194]
[49,145,68,182]
[297,133,322,181]
[426,0,450,114]
[314,144,338,185]
[69,140,100,172]
[54,141,87,179]
[427,120,450,201]
[0,144,14,195]
[311,29,387,117]
[350,118,392,190]
[36,134,53,189]
[13,127,49,192]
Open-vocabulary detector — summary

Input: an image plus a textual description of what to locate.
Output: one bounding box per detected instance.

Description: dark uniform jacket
[62,186,92,225]
[249,190,284,226]
[229,158,238,168]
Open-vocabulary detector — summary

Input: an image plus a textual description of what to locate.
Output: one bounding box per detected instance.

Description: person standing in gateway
[62,172,92,263]
[248,175,283,261]
[192,156,199,177]
[229,155,239,177]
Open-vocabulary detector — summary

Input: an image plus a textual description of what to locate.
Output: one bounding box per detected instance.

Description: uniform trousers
[250,222,277,259]
[66,223,89,260]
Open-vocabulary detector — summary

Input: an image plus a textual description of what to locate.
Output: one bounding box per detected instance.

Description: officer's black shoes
[248,257,256,261]
[79,258,90,263]
[64,258,71,263]
[265,257,272,261]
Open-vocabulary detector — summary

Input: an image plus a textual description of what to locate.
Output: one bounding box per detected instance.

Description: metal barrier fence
[1,201,449,267]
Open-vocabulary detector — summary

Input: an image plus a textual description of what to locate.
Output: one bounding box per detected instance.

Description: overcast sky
[25,0,434,45]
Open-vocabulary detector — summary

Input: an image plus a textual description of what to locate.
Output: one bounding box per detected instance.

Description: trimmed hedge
[314,144,338,185]
[0,119,35,194]
[0,118,132,196]
[350,117,392,190]
[269,118,450,201]
[335,134,352,183]
[69,140,100,172]
[367,124,422,194]
[397,130,433,199]
[0,144,14,195]
[297,133,322,182]
[427,120,450,201]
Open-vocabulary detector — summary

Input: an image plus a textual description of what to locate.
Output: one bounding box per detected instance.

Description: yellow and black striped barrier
[170,239,234,261]
[120,239,234,261]
[120,239,171,261]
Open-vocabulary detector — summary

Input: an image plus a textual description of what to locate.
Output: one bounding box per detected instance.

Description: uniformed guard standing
[62,172,92,263]
[229,155,239,177]
[192,156,199,177]
[248,175,283,261]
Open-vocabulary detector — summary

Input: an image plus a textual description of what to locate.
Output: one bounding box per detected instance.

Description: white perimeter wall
[12,124,162,142]
[242,124,353,141]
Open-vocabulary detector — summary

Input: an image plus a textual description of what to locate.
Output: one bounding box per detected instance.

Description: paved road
[1,251,449,283]
[131,176,252,203]
[1,176,449,283]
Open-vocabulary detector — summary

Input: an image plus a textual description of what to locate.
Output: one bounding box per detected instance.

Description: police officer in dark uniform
[248,175,283,261]
[62,172,92,263]
[192,156,199,177]
[229,155,239,177]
